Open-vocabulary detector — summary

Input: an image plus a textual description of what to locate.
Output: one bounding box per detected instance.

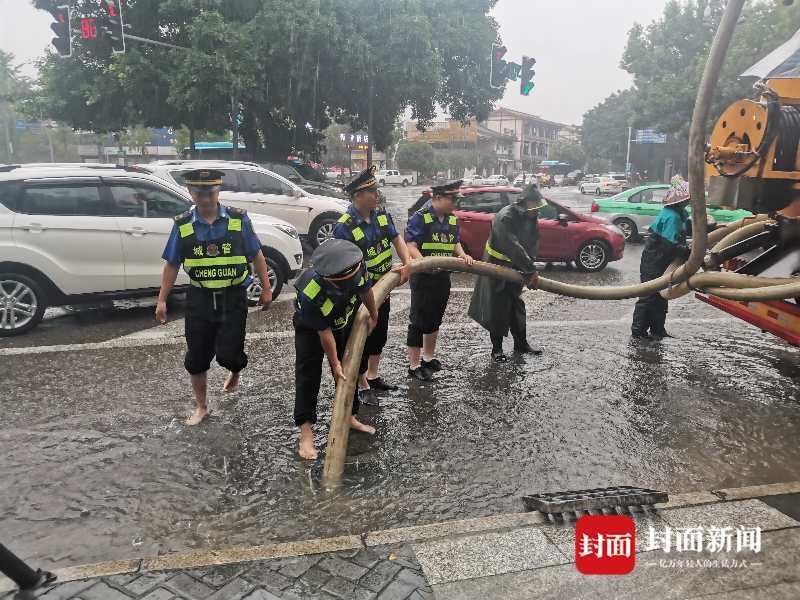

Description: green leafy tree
[548,141,586,170]
[582,90,636,171]
[622,0,800,137]
[397,141,434,179]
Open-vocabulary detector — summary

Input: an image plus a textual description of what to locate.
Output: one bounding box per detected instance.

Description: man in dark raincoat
[631,175,692,340]
[468,183,545,361]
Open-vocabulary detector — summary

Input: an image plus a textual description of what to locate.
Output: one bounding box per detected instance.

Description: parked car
[0,164,304,336]
[376,169,415,186]
[580,176,623,196]
[410,186,624,271]
[591,184,753,242]
[261,162,347,199]
[605,172,632,191]
[139,160,351,247]
[484,174,510,186]
[512,172,536,186]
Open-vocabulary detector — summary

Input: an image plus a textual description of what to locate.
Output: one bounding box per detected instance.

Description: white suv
[140,160,351,247]
[376,169,414,187]
[0,164,304,336]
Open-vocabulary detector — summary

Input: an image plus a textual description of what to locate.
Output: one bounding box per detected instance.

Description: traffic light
[520,56,536,96]
[490,44,508,89]
[100,1,126,54]
[50,5,72,57]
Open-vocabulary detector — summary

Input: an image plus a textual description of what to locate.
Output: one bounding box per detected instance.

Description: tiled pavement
[2,545,432,600]
[3,484,800,600]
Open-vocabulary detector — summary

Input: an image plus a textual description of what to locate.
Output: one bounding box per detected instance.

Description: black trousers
[293,316,368,427]
[407,272,451,347]
[364,297,391,357]
[632,293,668,335]
[489,285,527,349]
[184,286,248,375]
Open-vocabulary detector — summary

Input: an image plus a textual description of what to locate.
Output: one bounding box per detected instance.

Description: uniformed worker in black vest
[334,166,411,400]
[156,169,272,426]
[468,183,545,361]
[405,180,474,381]
[293,238,380,460]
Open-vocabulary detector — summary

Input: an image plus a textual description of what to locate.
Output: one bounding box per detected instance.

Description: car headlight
[274,224,299,239]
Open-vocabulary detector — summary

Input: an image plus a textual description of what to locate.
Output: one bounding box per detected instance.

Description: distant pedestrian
[155,169,272,426]
[631,175,691,340]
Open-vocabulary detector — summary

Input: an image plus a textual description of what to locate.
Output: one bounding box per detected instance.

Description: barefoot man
[155,168,272,425]
[293,238,379,460]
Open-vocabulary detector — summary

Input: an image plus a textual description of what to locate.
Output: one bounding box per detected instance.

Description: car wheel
[580,186,585,194]
[595,187,602,196]
[576,240,609,272]
[310,214,339,248]
[247,255,284,305]
[379,179,386,186]
[614,218,639,242]
[0,273,47,336]
[402,179,408,187]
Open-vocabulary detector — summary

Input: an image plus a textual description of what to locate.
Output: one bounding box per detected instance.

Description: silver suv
[0,164,303,336]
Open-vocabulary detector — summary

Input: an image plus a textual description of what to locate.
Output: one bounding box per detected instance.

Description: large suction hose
[322,0,778,487]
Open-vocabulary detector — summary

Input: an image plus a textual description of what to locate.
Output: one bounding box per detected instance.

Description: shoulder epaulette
[226,205,246,217]
[174,209,192,223]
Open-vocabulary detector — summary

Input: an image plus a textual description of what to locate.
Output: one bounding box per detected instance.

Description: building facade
[483,107,567,174]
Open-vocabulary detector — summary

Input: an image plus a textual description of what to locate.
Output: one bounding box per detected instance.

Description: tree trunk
[189,123,196,159]
[367,76,374,167]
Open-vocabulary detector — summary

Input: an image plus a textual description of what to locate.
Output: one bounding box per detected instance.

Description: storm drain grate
[522,485,669,515]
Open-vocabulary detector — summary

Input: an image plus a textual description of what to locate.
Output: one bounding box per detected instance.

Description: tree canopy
[30,0,504,161]
[582,0,800,169]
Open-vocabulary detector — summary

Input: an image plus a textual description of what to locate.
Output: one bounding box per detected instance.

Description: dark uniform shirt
[404,200,460,247]
[333,204,399,245]
[294,267,372,331]
[162,205,262,287]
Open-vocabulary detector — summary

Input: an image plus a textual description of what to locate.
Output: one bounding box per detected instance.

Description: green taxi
[590,184,753,241]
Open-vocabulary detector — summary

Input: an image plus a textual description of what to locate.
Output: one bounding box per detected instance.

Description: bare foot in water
[186,405,209,426]
[350,416,376,434]
[223,371,240,393]
[298,423,318,460]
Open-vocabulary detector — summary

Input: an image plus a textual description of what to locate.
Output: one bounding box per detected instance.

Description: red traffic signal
[49,5,72,57]
[101,1,126,53]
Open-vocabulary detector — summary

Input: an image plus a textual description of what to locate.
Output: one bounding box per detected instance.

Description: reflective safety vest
[338,210,394,280]
[484,241,511,264]
[296,270,366,330]
[417,208,458,257]
[176,207,250,289]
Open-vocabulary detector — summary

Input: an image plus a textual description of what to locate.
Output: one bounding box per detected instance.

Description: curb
[6,479,795,590]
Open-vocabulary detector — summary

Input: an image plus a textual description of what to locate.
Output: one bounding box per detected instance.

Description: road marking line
[0,317,734,356]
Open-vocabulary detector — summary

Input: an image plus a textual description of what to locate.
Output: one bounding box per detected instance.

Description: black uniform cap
[430,180,464,198]
[183,169,224,187]
[311,238,364,278]
[344,165,378,195]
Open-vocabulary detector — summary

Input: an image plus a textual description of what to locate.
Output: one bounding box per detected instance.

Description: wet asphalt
[1,186,798,571]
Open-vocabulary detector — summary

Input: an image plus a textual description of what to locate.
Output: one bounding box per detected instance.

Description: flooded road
[1,186,798,572]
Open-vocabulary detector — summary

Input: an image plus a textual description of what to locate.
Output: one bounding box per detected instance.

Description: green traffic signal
[520,56,536,96]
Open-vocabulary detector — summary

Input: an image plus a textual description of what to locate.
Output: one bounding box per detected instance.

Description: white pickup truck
[376,170,415,187]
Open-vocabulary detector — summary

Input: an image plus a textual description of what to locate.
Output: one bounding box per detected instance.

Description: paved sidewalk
[2,482,799,600]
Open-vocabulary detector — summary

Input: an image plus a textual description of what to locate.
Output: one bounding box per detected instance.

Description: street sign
[634,129,667,144]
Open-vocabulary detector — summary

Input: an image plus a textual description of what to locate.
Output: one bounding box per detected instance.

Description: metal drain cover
[522,485,668,514]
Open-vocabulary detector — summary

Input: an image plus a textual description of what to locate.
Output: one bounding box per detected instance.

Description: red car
[411,186,625,272]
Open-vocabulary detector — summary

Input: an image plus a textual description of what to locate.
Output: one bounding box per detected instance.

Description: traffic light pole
[124,34,190,52]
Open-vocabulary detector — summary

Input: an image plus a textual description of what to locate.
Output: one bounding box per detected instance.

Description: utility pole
[625,125,633,174]
[231,93,238,161]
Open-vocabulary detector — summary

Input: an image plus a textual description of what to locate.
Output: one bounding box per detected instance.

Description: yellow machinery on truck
[702,30,800,346]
